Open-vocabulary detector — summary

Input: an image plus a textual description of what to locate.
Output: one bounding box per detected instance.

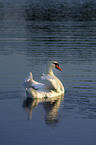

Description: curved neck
[46,67,54,76]
[46,64,64,93]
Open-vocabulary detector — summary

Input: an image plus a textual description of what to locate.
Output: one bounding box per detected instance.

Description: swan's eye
[53,62,59,66]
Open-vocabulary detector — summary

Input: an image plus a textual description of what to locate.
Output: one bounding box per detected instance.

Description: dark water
[0,0,96,145]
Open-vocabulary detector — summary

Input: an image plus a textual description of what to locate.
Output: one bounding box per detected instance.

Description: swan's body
[24,61,64,98]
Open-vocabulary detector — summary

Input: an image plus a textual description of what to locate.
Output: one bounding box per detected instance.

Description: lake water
[0,1,96,145]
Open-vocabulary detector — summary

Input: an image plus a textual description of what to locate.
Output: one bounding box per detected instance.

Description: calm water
[0,1,96,145]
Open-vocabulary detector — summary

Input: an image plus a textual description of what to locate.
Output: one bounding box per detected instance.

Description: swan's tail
[28,72,33,81]
[23,72,33,88]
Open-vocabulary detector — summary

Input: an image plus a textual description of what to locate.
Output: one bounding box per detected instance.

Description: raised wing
[41,73,58,91]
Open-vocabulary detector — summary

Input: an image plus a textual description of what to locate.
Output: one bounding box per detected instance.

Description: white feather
[24,61,64,98]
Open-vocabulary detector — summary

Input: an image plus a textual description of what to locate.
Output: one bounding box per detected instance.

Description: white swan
[24,61,64,98]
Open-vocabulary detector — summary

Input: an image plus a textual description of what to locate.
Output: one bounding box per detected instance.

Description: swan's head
[47,61,62,72]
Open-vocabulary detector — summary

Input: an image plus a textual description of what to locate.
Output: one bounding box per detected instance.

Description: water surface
[0,1,96,145]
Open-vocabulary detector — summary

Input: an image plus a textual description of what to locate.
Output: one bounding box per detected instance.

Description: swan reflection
[23,94,64,127]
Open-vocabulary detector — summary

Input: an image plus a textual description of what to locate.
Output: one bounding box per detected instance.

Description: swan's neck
[47,66,64,93]
[47,67,54,76]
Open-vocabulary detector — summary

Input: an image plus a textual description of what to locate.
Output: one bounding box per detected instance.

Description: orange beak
[55,65,62,71]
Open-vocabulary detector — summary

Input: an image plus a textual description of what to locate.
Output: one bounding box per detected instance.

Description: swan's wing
[41,73,58,91]
[24,72,44,90]
[31,81,44,90]
[24,72,58,92]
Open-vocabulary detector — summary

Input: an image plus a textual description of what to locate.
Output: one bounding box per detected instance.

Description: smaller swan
[24,61,64,98]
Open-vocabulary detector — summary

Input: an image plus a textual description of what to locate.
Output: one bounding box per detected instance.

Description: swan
[24,61,65,98]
